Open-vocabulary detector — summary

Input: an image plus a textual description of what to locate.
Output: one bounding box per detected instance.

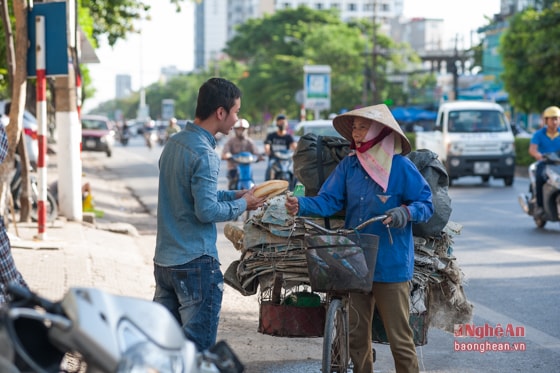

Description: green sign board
[304,65,331,111]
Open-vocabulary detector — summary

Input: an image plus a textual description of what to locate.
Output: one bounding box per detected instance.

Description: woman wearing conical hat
[286,104,433,373]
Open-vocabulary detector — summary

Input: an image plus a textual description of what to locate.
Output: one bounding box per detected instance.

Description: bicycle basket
[305,233,379,293]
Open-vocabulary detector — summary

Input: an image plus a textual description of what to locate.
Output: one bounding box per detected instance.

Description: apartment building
[115,74,132,99]
[194,0,405,70]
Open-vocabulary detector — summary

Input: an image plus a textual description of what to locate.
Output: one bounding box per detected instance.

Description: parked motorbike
[0,284,245,373]
[8,155,58,224]
[270,149,296,190]
[518,151,560,228]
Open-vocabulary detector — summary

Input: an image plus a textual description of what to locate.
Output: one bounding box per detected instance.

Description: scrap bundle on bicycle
[225,141,473,372]
[224,193,472,342]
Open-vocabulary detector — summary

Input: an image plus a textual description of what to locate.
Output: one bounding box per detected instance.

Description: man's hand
[383,206,410,229]
[241,188,267,211]
[285,195,299,215]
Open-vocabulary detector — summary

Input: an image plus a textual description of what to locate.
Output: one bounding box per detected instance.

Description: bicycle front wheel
[322,298,349,373]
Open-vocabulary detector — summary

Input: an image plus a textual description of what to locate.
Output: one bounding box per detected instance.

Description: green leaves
[88,6,420,124]
[501,4,560,113]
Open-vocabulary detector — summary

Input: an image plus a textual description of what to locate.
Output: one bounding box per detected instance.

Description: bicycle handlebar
[298,215,394,244]
[299,215,388,235]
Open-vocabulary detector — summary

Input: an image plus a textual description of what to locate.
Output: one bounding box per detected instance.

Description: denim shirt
[297,154,433,283]
[154,122,247,267]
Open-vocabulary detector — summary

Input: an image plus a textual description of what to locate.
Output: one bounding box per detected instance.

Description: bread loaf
[254,180,289,198]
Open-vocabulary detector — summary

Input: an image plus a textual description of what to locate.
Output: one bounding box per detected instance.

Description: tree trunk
[0,0,30,220]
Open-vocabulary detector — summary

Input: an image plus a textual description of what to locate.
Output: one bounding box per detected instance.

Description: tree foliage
[222,7,412,122]
[91,7,420,125]
[80,0,188,47]
[501,3,560,113]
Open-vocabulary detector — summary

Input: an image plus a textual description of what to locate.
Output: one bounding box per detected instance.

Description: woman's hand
[285,195,299,215]
[384,206,410,228]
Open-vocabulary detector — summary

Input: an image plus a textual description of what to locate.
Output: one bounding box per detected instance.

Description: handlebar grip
[7,283,63,314]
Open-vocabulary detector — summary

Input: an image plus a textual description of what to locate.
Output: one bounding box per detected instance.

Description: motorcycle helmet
[234,119,250,129]
[543,106,560,118]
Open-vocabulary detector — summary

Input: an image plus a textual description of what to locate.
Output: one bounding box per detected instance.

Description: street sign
[303,65,331,111]
[162,99,175,121]
[27,2,69,77]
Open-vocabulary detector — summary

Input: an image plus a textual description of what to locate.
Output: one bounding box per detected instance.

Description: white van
[416,101,516,186]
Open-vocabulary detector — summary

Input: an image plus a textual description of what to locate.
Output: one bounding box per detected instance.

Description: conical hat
[333,104,411,155]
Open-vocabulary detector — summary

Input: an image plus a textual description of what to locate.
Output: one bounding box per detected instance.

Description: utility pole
[55,0,82,221]
[372,0,380,104]
[452,34,459,100]
[55,63,82,221]
[362,38,368,107]
[138,28,148,121]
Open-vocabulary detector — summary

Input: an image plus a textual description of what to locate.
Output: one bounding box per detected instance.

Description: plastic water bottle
[293,183,305,197]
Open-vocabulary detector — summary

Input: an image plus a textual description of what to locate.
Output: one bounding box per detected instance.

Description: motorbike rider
[120,121,131,142]
[264,114,297,180]
[528,105,560,217]
[165,117,181,141]
[143,118,156,147]
[221,119,262,189]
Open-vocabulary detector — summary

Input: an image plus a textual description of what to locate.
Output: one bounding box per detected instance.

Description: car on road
[0,100,39,170]
[81,115,115,157]
[294,119,341,139]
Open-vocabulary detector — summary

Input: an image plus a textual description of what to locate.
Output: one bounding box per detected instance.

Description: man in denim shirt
[153,78,265,351]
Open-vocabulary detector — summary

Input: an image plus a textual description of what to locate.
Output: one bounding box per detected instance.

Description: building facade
[194,0,274,69]
[115,74,132,99]
[194,0,406,70]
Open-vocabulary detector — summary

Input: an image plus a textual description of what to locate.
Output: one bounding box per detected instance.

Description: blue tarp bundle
[390,107,437,123]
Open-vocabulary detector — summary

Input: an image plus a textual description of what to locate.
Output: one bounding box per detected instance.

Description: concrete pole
[35,15,47,239]
[54,64,82,221]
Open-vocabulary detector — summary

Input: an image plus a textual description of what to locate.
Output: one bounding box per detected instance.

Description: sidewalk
[8,152,156,302]
[7,151,323,370]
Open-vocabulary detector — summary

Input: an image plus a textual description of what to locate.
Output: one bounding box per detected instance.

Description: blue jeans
[265,158,273,181]
[535,161,546,207]
[153,256,224,351]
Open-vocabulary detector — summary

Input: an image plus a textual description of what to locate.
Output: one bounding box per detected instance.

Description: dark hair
[276,114,286,121]
[195,78,242,121]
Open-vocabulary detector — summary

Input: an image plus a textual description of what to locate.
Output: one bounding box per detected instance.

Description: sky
[82,0,501,113]
[402,0,502,47]
[83,0,195,112]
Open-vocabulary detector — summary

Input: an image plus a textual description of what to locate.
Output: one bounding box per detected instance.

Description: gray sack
[293,133,351,197]
[407,149,452,237]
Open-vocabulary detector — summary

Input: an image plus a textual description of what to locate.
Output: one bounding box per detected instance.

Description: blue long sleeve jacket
[154,122,247,267]
[297,153,433,282]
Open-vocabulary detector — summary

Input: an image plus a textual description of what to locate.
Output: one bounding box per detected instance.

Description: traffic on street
[79,132,560,373]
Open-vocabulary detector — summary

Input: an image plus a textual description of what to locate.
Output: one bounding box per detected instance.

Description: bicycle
[298,215,387,373]
[302,215,387,373]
